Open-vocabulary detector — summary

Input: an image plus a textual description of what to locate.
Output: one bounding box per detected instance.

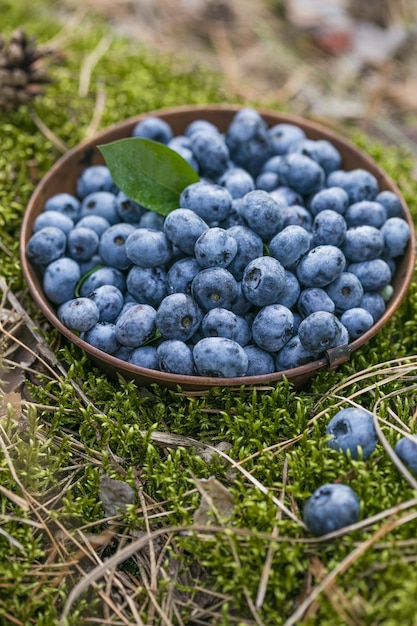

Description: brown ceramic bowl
[20,105,416,391]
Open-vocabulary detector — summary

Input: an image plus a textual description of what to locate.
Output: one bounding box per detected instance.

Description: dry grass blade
[78,33,113,97]
[255,458,288,609]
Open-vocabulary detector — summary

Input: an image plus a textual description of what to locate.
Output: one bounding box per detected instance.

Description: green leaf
[98,137,200,216]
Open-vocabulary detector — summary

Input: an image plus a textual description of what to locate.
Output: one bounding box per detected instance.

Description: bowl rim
[20,104,417,390]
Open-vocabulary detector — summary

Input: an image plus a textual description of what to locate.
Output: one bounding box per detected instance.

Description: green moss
[2,1,417,624]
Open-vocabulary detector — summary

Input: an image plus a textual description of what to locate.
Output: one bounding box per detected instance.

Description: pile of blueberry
[26,108,411,378]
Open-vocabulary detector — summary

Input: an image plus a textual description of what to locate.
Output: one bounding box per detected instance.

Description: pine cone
[0,28,52,111]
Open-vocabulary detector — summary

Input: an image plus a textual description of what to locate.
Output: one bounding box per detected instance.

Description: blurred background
[59,0,417,148]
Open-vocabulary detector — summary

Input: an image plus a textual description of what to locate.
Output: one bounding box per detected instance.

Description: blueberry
[184,119,220,138]
[167,143,199,172]
[138,210,166,231]
[380,217,410,258]
[303,483,360,536]
[26,226,67,266]
[342,225,384,262]
[240,190,284,241]
[80,191,119,225]
[67,227,100,262]
[113,345,134,362]
[157,340,195,375]
[275,153,325,196]
[376,190,404,218]
[348,258,392,292]
[57,297,100,332]
[115,190,146,224]
[193,337,248,377]
[218,167,255,199]
[394,435,417,474]
[340,307,374,340]
[99,223,136,270]
[76,165,114,199]
[277,270,301,309]
[75,215,111,237]
[327,168,378,203]
[43,257,81,305]
[251,304,294,352]
[191,267,238,311]
[132,116,173,144]
[325,272,364,313]
[79,266,126,297]
[360,292,386,322]
[280,205,313,232]
[270,186,304,207]
[297,287,335,318]
[84,321,120,354]
[241,256,286,307]
[311,210,347,248]
[155,293,203,341]
[190,130,230,179]
[309,186,349,216]
[267,122,306,155]
[288,138,342,175]
[115,303,157,347]
[226,225,264,281]
[243,345,275,376]
[255,171,280,192]
[326,407,377,460]
[44,192,81,221]
[202,308,251,346]
[225,109,274,176]
[229,281,253,316]
[261,155,283,175]
[345,200,387,229]
[275,335,317,370]
[88,284,124,322]
[126,265,168,308]
[128,345,160,370]
[164,208,209,256]
[125,228,172,268]
[180,181,233,223]
[296,245,346,288]
[34,211,74,235]
[298,311,344,353]
[167,256,201,295]
[194,227,238,269]
[269,225,311,268]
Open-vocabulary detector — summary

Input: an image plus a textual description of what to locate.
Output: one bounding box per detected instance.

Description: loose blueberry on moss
[394,435,417,474]
[326,407,377,460]
[303,483,360,536]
